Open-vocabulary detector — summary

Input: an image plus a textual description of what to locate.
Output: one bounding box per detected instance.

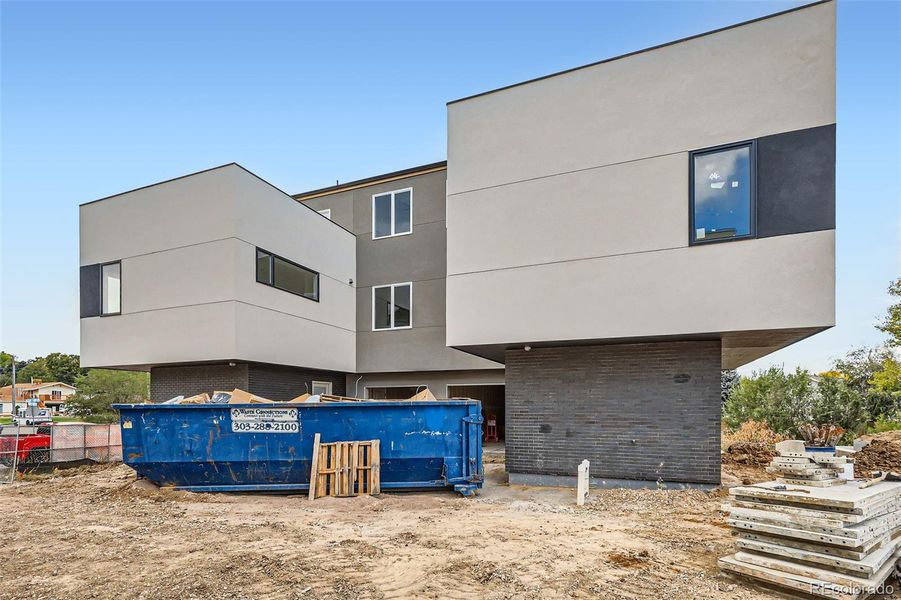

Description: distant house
[0,379,77,414]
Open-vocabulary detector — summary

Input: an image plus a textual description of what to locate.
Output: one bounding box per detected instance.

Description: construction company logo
[230,407,299,434]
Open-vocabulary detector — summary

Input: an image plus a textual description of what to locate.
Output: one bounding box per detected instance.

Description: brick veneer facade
[150,362,347,402]
[505,341,722,485]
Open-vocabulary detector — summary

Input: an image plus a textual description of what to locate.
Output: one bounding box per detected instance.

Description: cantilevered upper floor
[445,0,837,368]
[80,164,357,373]
[79,161,501,376]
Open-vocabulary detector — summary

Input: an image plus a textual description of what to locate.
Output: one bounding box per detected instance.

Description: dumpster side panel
[114,401,483,492]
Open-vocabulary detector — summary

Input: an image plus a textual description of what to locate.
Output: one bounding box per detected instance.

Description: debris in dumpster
[409,388,437,401]
[226,389,273,404]
[319,394,374,403]
[177,393,211,405]
[162,395,184,404]
[209,391,232,404]
[309,435,381,499]
[287,393,311,403]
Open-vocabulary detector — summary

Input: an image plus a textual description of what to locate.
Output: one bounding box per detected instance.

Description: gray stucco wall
[300,168,502,373]
[80,164,356,372]
[505,341,722,484]
[446,2,836,368]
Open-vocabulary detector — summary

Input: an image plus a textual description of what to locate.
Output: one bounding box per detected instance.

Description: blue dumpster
[112,401,484,496]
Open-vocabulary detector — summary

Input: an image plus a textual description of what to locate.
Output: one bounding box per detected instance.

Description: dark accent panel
[80,264,101,318]
[150,364,249,402]
[757,124,835,238]
[247,363,347,400]
[505,341,722,485]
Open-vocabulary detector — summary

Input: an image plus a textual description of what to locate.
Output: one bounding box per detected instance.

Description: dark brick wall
[150,364,249,402]
[150,362,348,402]
[505,341,722,484]
[247,363,347,400]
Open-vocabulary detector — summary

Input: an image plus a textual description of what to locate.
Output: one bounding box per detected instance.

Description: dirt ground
[0,462,816,599]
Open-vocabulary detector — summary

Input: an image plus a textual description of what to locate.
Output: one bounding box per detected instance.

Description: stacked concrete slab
[766,449,850,487]
[720,480,901,599]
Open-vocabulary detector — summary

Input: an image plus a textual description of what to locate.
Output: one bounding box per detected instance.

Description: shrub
[722,420,785,449]
[723,367,869,443]
[67,369,149,423]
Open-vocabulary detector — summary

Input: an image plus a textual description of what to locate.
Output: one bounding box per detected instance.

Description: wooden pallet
[308,434,381,499]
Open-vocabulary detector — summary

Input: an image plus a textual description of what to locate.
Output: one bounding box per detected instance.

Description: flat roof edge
[293,161,447,200]
[447,0,832,106]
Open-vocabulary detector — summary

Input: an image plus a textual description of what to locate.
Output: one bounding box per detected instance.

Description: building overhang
[450,326,831,370]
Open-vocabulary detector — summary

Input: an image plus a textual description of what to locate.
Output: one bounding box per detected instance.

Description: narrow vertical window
[372,188,413,239]
[256,249,272,284]
[373,193,393,238]
[372,283,413,330]
[101,262,121,315]
[690,142,755,244]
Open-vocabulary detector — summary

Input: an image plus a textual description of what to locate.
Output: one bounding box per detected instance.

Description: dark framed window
[689,141,756,244]
[101,261,121,315]
[255,248,319,301]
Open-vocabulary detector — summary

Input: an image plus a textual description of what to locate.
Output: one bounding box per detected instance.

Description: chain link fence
[0,423,122,484]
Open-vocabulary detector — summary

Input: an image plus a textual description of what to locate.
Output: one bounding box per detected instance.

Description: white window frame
[371,187,413,239]
[311,381,332,396]
[371,282,413,331]
[317,208,331,220]
[101,261,121,316]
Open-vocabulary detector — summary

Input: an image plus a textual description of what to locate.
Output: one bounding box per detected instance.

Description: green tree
[16,357,51,383]
[878,277,901,346]
[833,346,899,422]
[723,367,816,435]
[811,374,868,438]
[43,353,86,385]
[724,367,873,442]
[721,369,740,403]
[67,369,149,423]
[871,358,901,397]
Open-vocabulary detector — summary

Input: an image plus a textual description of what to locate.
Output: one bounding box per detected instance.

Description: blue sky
[1,1,899,373]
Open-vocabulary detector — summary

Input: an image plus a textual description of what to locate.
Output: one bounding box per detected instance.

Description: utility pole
[10,355,16,416]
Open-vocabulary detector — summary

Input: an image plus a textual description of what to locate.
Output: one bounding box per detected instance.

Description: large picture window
[372,188,412,239]
[256,248,319,301]
[690,142,755,244]
[372,282,412,330]
[101,261,121,315]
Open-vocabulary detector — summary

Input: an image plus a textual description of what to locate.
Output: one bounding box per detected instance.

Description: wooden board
[733,550,900,589]
[308,433,321,501]
[310,439,381,499]
[733,552,897,589]
[730,481,901,513]
[777,477,846,487]
[719,552,897,600]
[727,519,869,547]
[767,466,842,477]
[736,537,900,577]
[737,532,886,561]
[725,506,868,537]
[728,497,888,525]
